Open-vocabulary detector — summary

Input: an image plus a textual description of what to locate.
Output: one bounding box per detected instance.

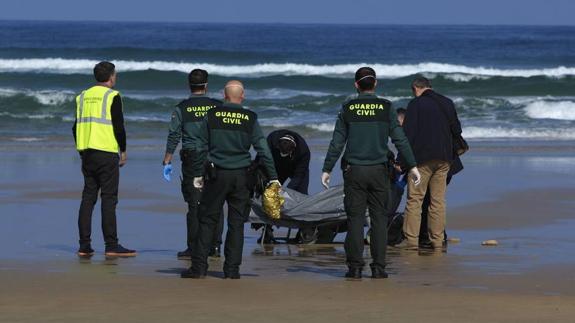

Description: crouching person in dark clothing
[255,129,312,243]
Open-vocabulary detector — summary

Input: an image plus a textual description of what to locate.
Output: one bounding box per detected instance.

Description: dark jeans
[343,164,390,271]
[78,149,120,248]
[419,176,452,243]
[181,150,224,249]
[191,168,251,274]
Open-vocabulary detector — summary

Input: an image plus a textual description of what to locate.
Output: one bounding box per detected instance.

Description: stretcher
[250,183,405,244]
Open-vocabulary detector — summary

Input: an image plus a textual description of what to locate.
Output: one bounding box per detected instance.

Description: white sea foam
[11,137,45,142]
[462,127,575,139]
[1,58,574,78]
[0,88,74,105]
[440,73,492,82]
[306,123,335,132]
[523,100,575,121]
[303,123,575,139]
[249,88,333,100]
[0,112,60,120]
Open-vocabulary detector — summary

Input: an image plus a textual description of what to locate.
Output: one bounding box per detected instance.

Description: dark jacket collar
[357,92,377,99]
[420,89,435,97]
[222,102,243,109]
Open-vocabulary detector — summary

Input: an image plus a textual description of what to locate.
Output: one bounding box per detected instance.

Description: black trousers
[181,150,224,249]
[191,168,250,273]
[343,164,390,271]
[78,149,120,248]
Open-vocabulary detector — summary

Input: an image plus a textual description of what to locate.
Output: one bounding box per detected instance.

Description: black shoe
[345,268,362,279]
[371,267,389,279]
[224,272,241,279]
[257,227,276,244]
[180,268,207,279]
[208,246,221,258]
[177,248,192,259]
[77,245,94,257]
[105,244,137,257]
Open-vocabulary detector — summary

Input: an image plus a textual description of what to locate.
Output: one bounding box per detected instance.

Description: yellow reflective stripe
[78,91,85,118]
[78,88,115,122]
[101,89,114,120]
[77,117,112,125]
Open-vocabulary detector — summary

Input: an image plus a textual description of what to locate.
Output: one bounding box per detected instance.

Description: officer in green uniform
[321,67,421,279]
[181,80,278,279]
[162,69,225,259]
[73,61,136,257]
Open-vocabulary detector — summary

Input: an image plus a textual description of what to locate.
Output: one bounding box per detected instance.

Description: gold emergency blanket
[262,182,284,220]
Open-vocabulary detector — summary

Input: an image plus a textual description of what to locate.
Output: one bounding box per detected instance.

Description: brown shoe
[392,240,419,251]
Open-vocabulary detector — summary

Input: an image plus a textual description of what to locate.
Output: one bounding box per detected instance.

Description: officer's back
[184,80,278,279]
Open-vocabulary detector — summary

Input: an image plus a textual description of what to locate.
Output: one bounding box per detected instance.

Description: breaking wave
[1,58,574,79]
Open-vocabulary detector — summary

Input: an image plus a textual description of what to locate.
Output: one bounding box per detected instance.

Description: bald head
[224,80,245,104]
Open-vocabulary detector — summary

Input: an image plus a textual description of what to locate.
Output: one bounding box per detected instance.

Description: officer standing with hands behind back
[162,69,225,259]
[181,80,279,279]
[321,67,421,280]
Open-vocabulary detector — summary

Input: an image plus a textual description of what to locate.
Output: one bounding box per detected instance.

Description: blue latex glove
[395,175,407,190]
[163,163,172,182]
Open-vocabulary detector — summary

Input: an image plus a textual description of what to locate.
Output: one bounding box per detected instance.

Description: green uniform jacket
[165,95,222,153]
[193,102,278,179]
[322,93,417,172]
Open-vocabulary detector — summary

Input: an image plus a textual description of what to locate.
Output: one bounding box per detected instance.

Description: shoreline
[1,140,575,322]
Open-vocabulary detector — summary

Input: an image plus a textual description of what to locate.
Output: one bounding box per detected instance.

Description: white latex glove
[321,172,331,189]
[193,176,204,189]
[409,167,421,186]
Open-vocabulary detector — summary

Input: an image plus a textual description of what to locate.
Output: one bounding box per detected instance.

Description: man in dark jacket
[395,107,463,247]
[255,129,311,244]
[266,129,310,194]
[400,76,463,250]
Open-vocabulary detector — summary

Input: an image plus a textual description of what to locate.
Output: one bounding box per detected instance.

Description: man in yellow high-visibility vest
[73,61,136,257]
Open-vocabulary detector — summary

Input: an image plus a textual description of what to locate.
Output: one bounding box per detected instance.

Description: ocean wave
[10,137,45,142]
[1,58,574,78]
[523,100,575,121]
[462,127,575,139]
[0,112,62,120]
[303,123,575,139]
[0,88,74,105]
[306,123,335,132]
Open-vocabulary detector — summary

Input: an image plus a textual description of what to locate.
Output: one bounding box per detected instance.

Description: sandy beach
[1,141,575,322]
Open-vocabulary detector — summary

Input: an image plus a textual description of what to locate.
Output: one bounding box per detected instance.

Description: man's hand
[409,167,421,186]
[163,163,172,182]
[321,172,331,189]
[393,163,403,173]
[193,177,204,189]
[119,152,127,167]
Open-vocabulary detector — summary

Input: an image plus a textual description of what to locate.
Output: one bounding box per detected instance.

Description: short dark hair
[93,61,115,83]
[278,136,296,155]
[411,76,432,89]
[355,67,376,91]
[188,69,208,92]
[396,108,407,116]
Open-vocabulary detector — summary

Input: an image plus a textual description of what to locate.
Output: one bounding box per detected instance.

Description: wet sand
[1,269,574,323]
[1,145,575,322]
